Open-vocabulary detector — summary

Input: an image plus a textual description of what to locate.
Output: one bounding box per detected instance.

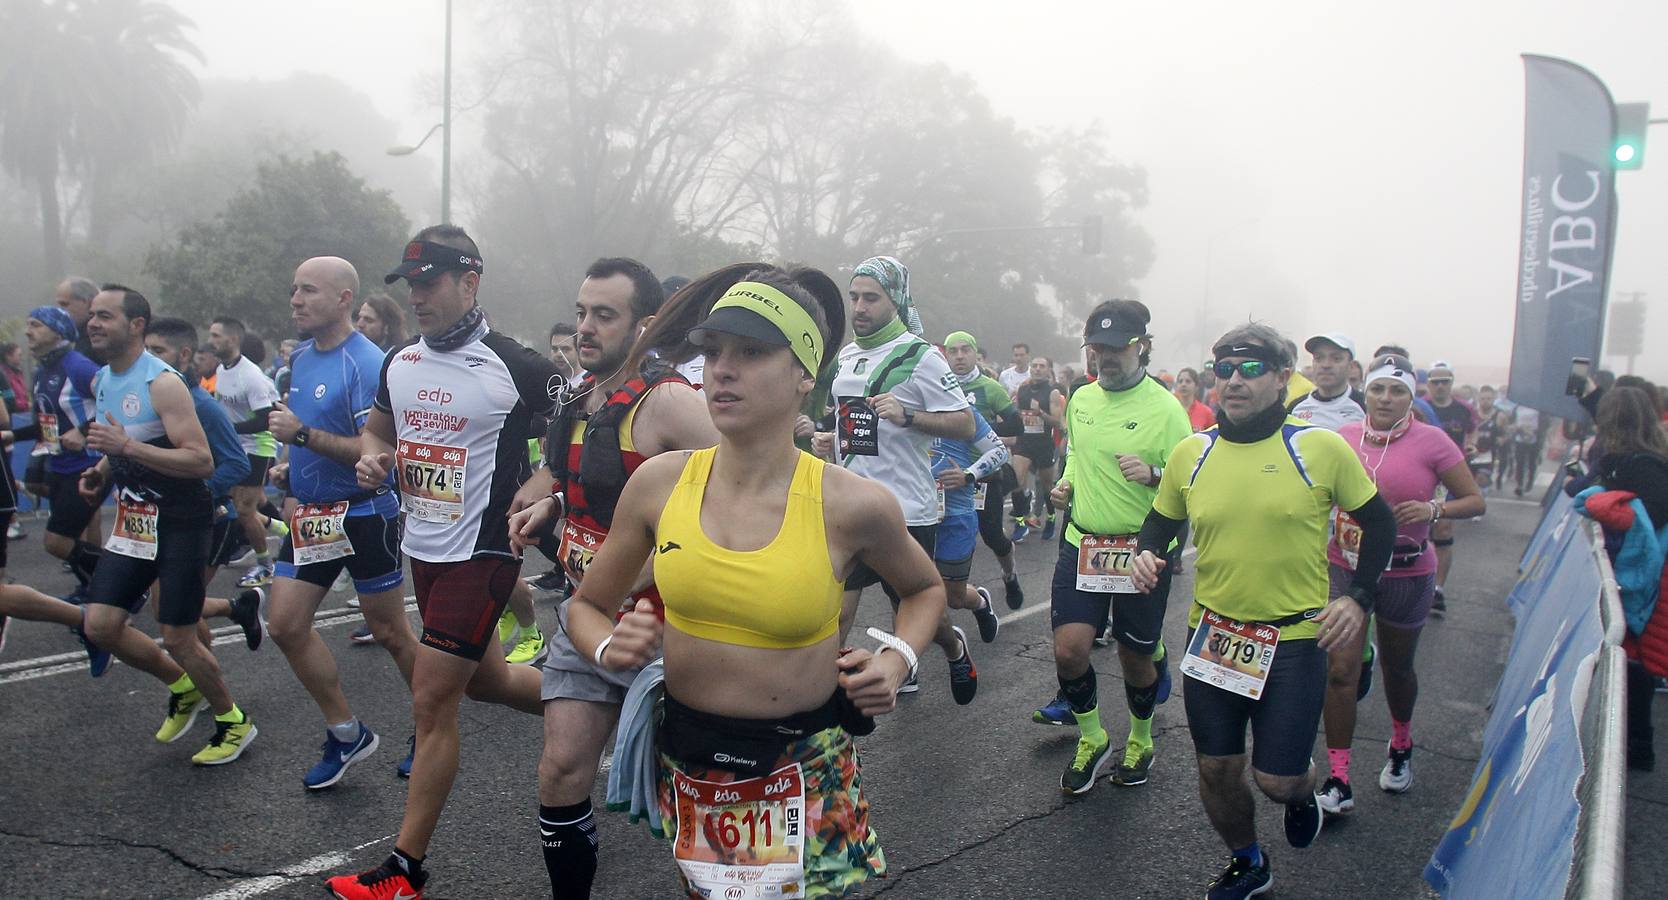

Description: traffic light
[1082,215,1103,255]
[1614,102,1649,170]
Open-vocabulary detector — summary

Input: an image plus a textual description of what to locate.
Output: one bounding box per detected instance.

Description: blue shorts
[933,512,978,580]
[1050,537,1174,653]
[275,510,404,594]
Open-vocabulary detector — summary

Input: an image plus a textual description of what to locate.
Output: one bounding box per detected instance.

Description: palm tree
[0,0,200,282]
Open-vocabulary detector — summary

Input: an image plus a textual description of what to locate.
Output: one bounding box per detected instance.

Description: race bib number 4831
[672,763,806,899]
[397,440,466,522]
[106,495,159,560]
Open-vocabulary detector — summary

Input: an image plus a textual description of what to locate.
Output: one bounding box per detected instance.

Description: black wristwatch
[1345,585,1375,616]
[294,425,312,447]
[900,409,915,429]
[963,472,975,487]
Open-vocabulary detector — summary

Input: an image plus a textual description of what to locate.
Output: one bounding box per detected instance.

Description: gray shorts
[540,599,642,705]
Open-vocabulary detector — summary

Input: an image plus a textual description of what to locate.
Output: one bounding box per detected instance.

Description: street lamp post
[387,0,453,222]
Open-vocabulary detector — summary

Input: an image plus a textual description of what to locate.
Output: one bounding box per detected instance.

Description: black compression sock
[388,848,427,887]
[1059,667,1098,714]
[258,501,282,521]
[540,800,598,899]
[1011,491,1030,519]
[1126,679,1159,721]
[69,540,103,586]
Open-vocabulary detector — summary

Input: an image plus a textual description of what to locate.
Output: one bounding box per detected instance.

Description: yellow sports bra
[654,447,843,650]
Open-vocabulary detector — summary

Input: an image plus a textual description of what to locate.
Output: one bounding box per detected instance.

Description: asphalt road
[0,491,1657,899]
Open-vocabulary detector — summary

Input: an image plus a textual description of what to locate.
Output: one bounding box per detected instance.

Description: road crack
[866,802,1072,895]
[0,827,261,880]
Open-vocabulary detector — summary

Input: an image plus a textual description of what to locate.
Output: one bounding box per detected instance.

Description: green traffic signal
[1614,102,1649,171]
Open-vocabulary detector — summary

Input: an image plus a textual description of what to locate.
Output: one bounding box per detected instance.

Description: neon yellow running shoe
[155,687,205,744]
[192,711,258,765]
[497,608,519,644]
[507,628,546,665]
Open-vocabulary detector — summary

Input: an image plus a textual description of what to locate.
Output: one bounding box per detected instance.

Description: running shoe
[506,628,546,665]
[971,586,1000,643]
[1033,695,1072,726]
[1430,587,1446,617]
[947,627,977,705]
[397,734,415,778]
[331,570,353,593]
[1003,575,1024,610]
[1093,618,1113,647]
[73,622,111,677]
[305,724,380,790]
[325,857,426,900]
[896,672,920,694]
[1025,514,1044,530]
[1380,745,1414,793]
[1283,795,1323,848]
[229,588,264,651]
[1114,741,1154,786]
[1357,640,1376,702]
[228,547,257,567]
[496,608,518,644]
[1317,775,1354,814]
[6,520,23,540]
[1153,643,1172,704]
[265,516,290,540]
[528,569,568,593]
[1207,852,1273,900]
[1061,734,1112,794]
[350,625,376,645]
[237,563,274,588]
[1011,519,1030,543]
[156,686,205,743]
[192,711,257,765]
[1040,514,1056,541]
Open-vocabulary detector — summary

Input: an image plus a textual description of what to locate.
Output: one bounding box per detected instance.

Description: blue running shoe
[1153,644,1172,705]
[1040,515,1056,541]
[1011,521,1031,544]
[1033,695,1072,726]
[397,734,415,778]
[304,724,380,790]
[74,624,111,678]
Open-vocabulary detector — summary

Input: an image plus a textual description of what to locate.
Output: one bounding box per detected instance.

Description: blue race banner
[1426,508,1603,898]
[1507,56,1618,422]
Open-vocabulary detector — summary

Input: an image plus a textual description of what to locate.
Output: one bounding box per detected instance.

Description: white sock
[328,718,362,742]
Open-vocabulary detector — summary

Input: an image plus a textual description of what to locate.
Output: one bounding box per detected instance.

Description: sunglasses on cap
[1213,359,1273,380]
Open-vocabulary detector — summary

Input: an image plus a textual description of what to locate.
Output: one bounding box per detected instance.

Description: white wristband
[593,634,613,669]
[865,627,919,681]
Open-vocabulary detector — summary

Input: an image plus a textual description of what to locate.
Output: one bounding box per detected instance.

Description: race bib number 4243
[397,440,467,522]
[291,501,353,566]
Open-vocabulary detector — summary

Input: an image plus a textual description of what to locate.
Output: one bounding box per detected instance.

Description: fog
[14,0,1668,386]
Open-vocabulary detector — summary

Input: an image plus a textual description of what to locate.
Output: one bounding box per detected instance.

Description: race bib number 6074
[397,439,467,522]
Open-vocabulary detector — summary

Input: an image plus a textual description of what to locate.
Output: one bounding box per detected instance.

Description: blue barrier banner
[1519,490,1577,585]
[1426,505,1602,898]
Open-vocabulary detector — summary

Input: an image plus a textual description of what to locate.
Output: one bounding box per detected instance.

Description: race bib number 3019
[672,763,806,899]
[1180,610,1280,700]
[397,439,467,522]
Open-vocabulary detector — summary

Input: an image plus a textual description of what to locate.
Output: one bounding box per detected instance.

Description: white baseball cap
[1305,332,1356,358]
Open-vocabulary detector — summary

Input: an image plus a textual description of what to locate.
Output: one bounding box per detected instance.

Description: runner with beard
[505,257,718,899]
[812,256,978,702]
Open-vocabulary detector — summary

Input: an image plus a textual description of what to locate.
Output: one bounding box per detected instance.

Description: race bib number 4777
[397,439,467,522]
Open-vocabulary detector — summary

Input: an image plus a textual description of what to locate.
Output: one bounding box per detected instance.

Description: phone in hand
[1564,357,1591,397]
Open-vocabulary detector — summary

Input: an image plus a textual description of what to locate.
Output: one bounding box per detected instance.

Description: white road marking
[194,832,399,900]
[0,600,418,686]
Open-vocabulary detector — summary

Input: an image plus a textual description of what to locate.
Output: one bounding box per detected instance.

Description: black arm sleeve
[11,423,39,442]
[234,406,273,435]
[989,406,1024,438]
[1344,492,1396,599]
[1136,508,1186,558]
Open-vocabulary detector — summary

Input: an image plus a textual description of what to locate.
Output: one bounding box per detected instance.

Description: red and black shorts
[410,555,522,661]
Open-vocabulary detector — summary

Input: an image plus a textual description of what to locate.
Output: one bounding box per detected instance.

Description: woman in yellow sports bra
[565,264,946,898]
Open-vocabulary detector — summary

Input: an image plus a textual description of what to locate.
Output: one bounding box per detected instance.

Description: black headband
[1212,341,1286,366]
